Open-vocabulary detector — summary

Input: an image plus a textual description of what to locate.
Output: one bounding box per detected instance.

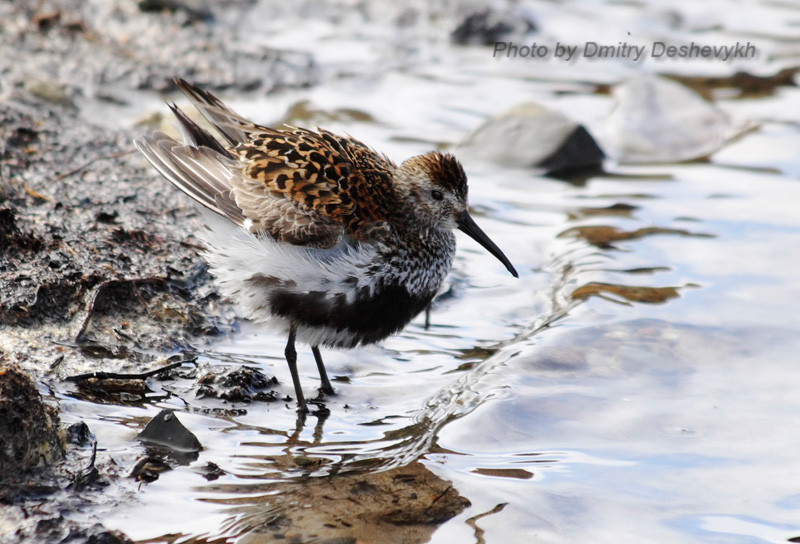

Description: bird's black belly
[269,284,433,348]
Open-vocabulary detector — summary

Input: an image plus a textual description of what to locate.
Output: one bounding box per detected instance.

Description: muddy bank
[0,87,234,379]
[0,63,229,544]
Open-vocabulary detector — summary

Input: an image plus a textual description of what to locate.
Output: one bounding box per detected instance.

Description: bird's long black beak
[457,210,519,278]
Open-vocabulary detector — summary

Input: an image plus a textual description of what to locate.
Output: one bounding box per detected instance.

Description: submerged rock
[232,461,470,544]
[457,102,605,174]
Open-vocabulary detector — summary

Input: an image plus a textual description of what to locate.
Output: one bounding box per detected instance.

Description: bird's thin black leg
[312,345,334,395]
[285,324,307,413]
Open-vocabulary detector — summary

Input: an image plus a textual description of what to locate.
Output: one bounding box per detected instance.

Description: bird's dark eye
[431,190,444,201]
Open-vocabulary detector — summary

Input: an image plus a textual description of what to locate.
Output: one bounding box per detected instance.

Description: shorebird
[135,79,518,412]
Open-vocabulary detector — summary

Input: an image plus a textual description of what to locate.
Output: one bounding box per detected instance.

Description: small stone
[25,77,76,109]
[136,409,202,453]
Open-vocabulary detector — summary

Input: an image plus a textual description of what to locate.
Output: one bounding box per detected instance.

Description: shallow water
[58,1,800,542]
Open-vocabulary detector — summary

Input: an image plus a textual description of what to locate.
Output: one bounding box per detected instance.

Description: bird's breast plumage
[198,208,455,349]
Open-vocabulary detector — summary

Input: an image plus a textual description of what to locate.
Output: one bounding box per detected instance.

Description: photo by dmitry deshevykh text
[493,41,757,62]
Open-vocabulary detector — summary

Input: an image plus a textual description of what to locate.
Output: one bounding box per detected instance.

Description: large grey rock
[457,102,605,173]
[603,74,753,163]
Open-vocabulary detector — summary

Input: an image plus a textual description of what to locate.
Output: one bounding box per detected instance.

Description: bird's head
[396,152,518,278]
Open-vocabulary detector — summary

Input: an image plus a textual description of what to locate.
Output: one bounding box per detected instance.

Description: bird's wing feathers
[134,133,245,224]
[136,80,399,248]
[174,78,260,146]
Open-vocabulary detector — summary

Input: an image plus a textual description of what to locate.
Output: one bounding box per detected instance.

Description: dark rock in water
[136,409,202,454]
[0,364,64,479]
[451,8,536,45]
[193,461,226,481]
[539,125,606,178]
[66,421,94,446]
[457,102,605,174]
[133,410,202,476]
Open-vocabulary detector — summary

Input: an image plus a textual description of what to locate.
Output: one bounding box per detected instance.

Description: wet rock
[129,456,174,483]
[457,102,605,175]
[74,273,228,350]
[70,377,150,405]
[196,366,280,403]
[67,443,107,493]
[193,461,226,481]
[0,363,129,542]
[539,125,606,178]
[132,410,202,475]
[451,8,536,45]
[0,363,64,482]
[136,409,202,454]
[66,421,94,446]
[603,74,754,163]
[64,357,195,406]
